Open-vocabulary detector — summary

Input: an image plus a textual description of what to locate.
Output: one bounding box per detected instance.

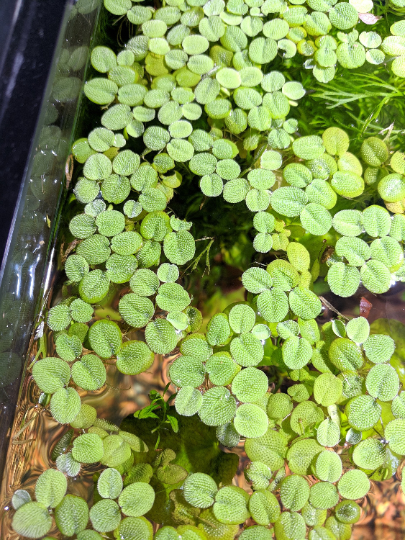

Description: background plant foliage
[10,0,405,538]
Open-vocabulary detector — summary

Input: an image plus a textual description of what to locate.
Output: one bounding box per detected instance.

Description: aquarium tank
[2,0,405,538]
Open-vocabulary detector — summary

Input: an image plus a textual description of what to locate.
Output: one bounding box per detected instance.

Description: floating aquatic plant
[10,0,405,538]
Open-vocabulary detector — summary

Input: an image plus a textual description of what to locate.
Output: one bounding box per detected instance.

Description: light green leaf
[72,433,104,464]
[12,502,52,538]
[50,387,81,424]
[199,386,237,426]
[118,482,155,517]
[35,469,67,509]
[338,470,370,500]
[213,486,250,524]
[183,473,218,508]
[98,468,123,499]
[55,495,89,536]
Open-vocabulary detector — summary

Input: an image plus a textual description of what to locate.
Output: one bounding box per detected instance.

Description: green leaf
[332,209,363,236]
[280,475,310,511]
[84,78,118,105]
[69,299,94,325]
[378,173,405,203]
[267,260,299,292]
[106,254,138,284]
[230,333,264,366]
[310,482,339,510]
[69,214,96,239]
[362,205,391,237]
[199,386,237,426]
[242,267,273,294]
[88,320,122,359]
[338,469,370,500]
[366,364,399,401]
[111,231,143,256]
[289,287,322,320]
[157,283,191,312]
[79,269,110,304]
[12,501,53,538]
[257,288,289,323]
[301,203,332,236]
[331,171,364,198]
[91,46,117,73]
[89,499,121,533]
[315,450,342,483]
[316,418,341,447]
[232,367,268,403]
[56,452,81,477]
[98,468,123,499]
[301,501,327,528]
[72,433,104,463]
[229,304,256,334]
[306,181,336,210]
[290,401,324,435]
[169,355,205,388]
[322,127,349,156]
[216,422,240,449]
[130,269,159,297]
[267,392,293,420]
[164,230,196,265]
[50,387,81,424]
[234,403,269,438]
[47,304,72,332]
[206,313,231,346]
[392,392,405,418]
[335,500,361,524]
[246,427,286,471]
[287,439,322,475]
[35,469,67,509]
[360,260,391,294]
[213,486,250,524]
[11,489,31,510]
[287,243,311,272]
[183,473,218,508]
[314,373,343,406]
[65,255,89,282]
[180,334,212,361]
[282,336,313,369]
[335,237,371,267]
[245,461,273,491]
[145,319,178,354]
[175,386,203,416]
[101,435,131,468]
[32,357,70,394]
[293,136,325,160]
[71,354,106,391]
[352,439,387,470]
[271,187,308,217]
[116,340,154,375]
[345,395,381,431]
[55,495,89,536]
[69,402,97,430]
[328,338,363,371]
[206,352,240,386]
[370,236,403,270]
[118,482,155,516]
[385,418,405,455]
[117,517,153,540]
[274,512,306,540]
[119,430,148,453]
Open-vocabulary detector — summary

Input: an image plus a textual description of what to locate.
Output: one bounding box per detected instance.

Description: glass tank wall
[0,0,102,535]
